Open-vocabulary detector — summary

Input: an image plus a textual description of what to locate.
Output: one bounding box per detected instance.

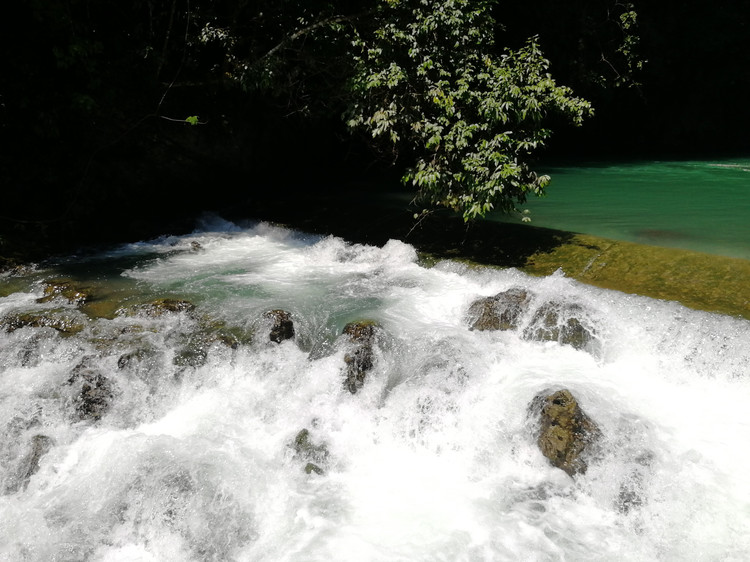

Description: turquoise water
[497,159,750,260]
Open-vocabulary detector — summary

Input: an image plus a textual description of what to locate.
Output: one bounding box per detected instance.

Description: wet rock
[529,389,601,477]
[467,287,530,331]
[263,309,295,343]
[342,320,379,394]
[1,312,85,336]
[7,435,54,493]
[37,279,93,306]
[173,324,250,367]
[117,298,196,318]
[292,428,329,475]
[68,363,113,421]
[523,302,594,350]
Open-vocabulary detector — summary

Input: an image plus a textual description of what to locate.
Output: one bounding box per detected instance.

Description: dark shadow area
[228,189,576,269]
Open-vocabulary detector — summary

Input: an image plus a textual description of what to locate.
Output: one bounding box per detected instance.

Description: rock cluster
[467,287,596,350]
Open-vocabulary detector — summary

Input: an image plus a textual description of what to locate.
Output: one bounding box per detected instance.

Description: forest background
[1,0,748,255]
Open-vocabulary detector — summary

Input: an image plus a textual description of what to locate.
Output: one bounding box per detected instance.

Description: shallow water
[1,217,749,561]
[497,159,750,260]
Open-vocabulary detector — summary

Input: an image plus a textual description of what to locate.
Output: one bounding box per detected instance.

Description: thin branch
[253,12,370,68]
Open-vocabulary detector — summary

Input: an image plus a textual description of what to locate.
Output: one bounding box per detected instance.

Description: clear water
[498,159,750,260]
[1,217,749,561]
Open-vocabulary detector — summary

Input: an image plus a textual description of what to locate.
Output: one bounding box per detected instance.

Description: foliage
[345,0,593,220]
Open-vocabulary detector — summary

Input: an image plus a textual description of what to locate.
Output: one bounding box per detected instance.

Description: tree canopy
[1,0,654,246]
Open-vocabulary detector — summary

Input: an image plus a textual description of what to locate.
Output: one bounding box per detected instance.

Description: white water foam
[1,220,749,561]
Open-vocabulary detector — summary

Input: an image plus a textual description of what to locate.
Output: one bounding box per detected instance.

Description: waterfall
[1,218,748,561]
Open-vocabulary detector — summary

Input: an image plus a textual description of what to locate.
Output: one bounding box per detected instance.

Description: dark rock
[1,312,85,336]
[68,363,113,421]
[342,320,379,394]
[37,279,93,306]
[292,428,329,475]
[467,287,530,331]
[529,389,601,477]
[523,303,594,350]
[263,309,294,343]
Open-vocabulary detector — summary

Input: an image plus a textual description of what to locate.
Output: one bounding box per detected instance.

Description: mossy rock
[1,312,85,336]
[263,309,295,343]
[467,287,530,331]
[37,279,93,306]
[523,302,594,350]
[529,389,601,477]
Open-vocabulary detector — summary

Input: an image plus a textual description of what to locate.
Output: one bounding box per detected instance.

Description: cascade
[1,218,748,561]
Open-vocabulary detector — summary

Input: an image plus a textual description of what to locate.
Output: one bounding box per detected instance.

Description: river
[1,216,748,560]
[496,159,750,260]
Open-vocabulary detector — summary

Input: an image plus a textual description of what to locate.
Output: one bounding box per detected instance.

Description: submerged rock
[523,302,594,350]
[0,311,85,336]
[292,428,329,475]
[117,298,195,318]
[37,279,93,306]
[529,389,601,477]
[467,287,530,331]
[342,320,379,394]
[263,309,295,343]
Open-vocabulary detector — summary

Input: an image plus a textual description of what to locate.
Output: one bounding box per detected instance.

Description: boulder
[342,320,379,394]
[523,303,594,350]
[37,279,92,306]
[292,428,329,475]
[529,389,601,476]
[263,309,295,343]
[467,287,530,331]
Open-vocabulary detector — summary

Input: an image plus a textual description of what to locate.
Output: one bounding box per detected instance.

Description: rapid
[1,217,748,561]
